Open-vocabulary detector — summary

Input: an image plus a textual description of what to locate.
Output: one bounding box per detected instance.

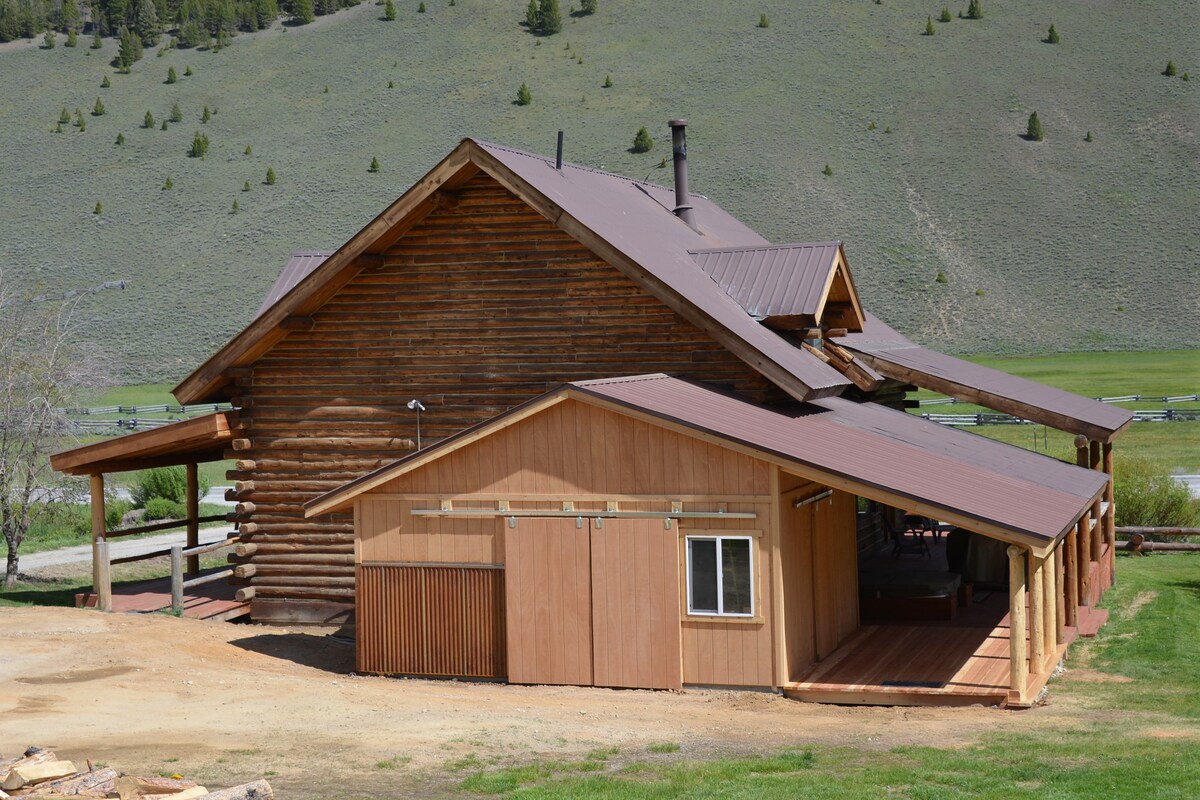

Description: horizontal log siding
[233,174,780,614]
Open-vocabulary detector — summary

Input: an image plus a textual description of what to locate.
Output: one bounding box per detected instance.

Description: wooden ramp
[75,568,249,622]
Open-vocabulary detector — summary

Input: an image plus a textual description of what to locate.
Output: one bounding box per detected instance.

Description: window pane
[721,539,753,615]
[689,539,718,613]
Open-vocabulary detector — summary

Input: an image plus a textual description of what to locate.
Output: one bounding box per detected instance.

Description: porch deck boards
[75,569,249,622]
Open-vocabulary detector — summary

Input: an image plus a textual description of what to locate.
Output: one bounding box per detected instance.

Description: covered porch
[50,411,248,620]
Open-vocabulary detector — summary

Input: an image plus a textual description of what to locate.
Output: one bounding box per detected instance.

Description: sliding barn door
[504,518,593,685]
[590,519,683,689]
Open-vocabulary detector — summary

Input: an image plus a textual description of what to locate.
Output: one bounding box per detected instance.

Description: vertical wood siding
[231,173,782,616]
[591,518,682,690]
[812,490,859,659]
[504,519,593,686]
[357,564,505,678]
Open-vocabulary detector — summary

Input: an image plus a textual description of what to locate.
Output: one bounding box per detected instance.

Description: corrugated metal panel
[254,252,332,319]
[357,564,505,678]
[570,374,1109,543]
[834,314,1134,437]
[689,243,841,319]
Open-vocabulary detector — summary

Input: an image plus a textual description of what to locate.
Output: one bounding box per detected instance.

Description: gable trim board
[308,375,1106,555]
[174,139,849,406]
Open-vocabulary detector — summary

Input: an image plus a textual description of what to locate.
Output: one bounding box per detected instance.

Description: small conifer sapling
[580,0,595,13]
[924,16,935,35]
[1084,130,1092,142]
[1164,60,1177,77]
[1026,111,1044,141]
[822,164,833,176]
[603,74,612,87]
[938,6,951,22]
[184,65,193,76]
[92,98,106,116]
[632,126,653,153]
[384,0,395,20]
[1046,24,1058,44]
[43,30,55,49]
[244,144,252,155]
[144,110,154,128]
[167,66,177,83]
[757,13,768,28]
[101,75,111,88]
[418,1,426,11]
[59,107,71,124]
[232,199,238,212]
[265,167,276,185]
[201,105,211,123]
[92,30,102,49]
[243,180,250,191]
[115,132,125,144]
[66,30,77,47]
[368,156,380,173]
[161,119,168,130]
[516,82,532,105]
[163,177,173,189]
[170,103,182,122]
[94,202,103,214]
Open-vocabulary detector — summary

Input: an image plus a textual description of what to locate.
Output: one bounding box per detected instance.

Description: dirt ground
[0,606,1129,798]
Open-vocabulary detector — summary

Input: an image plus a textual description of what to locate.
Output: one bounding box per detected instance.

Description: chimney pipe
[555,130,564,170]
[667,119,696,228]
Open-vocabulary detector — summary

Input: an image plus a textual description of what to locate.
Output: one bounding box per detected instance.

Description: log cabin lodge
[53,123,1132,707]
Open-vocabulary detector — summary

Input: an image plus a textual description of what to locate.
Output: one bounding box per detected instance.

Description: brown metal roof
[834,316,1134,442]
[255,251,332,319]
[689,242,842,319]
[571,374,1107,546]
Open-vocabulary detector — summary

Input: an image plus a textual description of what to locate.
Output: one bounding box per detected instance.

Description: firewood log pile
[0,748,271,800]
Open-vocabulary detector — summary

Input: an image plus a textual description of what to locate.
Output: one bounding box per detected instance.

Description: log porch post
[1029,553,1045,672]
[1089,440,1103,562]
[1103,442,1116,586]
[89,473,112,612]
[1041,547,1057,657]
[186,462,200,576]
[1064,521,1078,627]
[1076,516,1090,608]
[1053,543,1066,646]
[1007,545,1028,703]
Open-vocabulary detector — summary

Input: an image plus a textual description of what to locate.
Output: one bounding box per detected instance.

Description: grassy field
[0,1,1195,381]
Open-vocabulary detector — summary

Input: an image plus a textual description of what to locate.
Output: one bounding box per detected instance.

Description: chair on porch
[883,513,930,559]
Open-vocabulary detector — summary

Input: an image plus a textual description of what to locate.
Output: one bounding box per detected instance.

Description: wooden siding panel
[812,491,859,660]
[357,564,504,678]
[504,519,593,686]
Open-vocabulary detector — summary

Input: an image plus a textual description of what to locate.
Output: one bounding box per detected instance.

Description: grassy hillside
[1,0,1196,381]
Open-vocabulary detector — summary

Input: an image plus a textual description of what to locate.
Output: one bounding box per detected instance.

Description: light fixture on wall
[407,399,426,450]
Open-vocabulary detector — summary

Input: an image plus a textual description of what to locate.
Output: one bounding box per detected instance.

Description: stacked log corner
[225,174,785,623]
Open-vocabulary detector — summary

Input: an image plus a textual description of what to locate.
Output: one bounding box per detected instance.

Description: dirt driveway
[0,606,1111,798]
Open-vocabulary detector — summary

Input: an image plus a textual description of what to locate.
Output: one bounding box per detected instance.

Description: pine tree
[160,119,168,130]
[387,79,394,88]
[167,66,177,83]
[384,0,395,20]
[1047,24,1058,44]
[938,6,951,22]
[91,30,102,49]
[265,167,276,185]
[579,0,595,13]
[1084,130,1092,142]
[244,144,252,155]
[162,176,173,189]
[603,74,612,88]
[170,102,182,122]
[525,0,538,30]
[135,0,160,46]
[184,65,193,76]
[55,123,64,133]
[101,75,111,87]
[74,108,85,127]
[92,97,106,116]
[231,199,239,212]
[292,0,314,24]
[1164,60,1177,77]
[201,104,211,123]
[61,0,82,34]
[757,13,768,28]
[418,1,425,11]
[368,156,380,172]
[94,202,103,214]
[924,16,935,35]
[115,132,125,144]
[966,0,982,19]
[822,163,833,176]
[516,82,531,105]
[117,26,143,69]
[1026,111,1044,141]
[243,180,251,191]
[66,29,78,46]
[143,110,154,128]
[537,0,561,34]
[59,106,71,124]
[188,130,209,157]
[43,30,55,48]
[631,126,653,153]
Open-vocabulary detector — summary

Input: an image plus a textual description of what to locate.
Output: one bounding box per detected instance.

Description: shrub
[965,0,982,19]
[132,466,187,506]
[143,497,186,521]
[924,16,935,35]
[143,110,154,128]
[115,132,124,144]
[938,6,951,23]
[101,75,111,88]
[418,1,425,11]
[92,97,105,116]
[91,30,102,49]
[201,105,211,123]
[66,29,77,47]
[170,102,182,122]
[167,66,177,83]
[1163,60,1176,77]
[935,270,948,283]
[525,0,538,29]
[105,499,134,530]
[1114,458,1200,532]
[231,198,239,212]
[244,144,251,155]
[59,106,71,124]
[580,0,595,13]
[54,122,63,133]
[632,126,653,153]
[43,30,54,48]
[868,121,876,130]
[184,65,193,76]
[368,155,380,172]
[265,167,276,184]
[516,82,532,105]
[160,119,168,130]
[757,13,768,28]
[188,131,209,157]
[384,0,395,20]
[1046,24,1058,44]
[603,74,612,88]
[93,201,102,214]
[822,163,833,176]
[243,180,251,191]
[1026,111,1044,141]
[1085,130,1092,142]
[163,176,173,189]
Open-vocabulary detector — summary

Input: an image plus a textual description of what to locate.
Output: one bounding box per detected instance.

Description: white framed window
[686,535,754,617]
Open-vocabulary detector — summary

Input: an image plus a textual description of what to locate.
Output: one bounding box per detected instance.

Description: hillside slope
[1,0,1196,381]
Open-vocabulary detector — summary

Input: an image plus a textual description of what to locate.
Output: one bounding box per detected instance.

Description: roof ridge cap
[689,240,843,256]
[471,139,690,197]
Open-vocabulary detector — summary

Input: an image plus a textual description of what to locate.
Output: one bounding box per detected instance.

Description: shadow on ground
[230,632,355,674]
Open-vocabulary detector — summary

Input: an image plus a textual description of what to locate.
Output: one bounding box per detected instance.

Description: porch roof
[50,411,240,476]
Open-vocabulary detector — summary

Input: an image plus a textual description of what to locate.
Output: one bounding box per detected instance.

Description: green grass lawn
[0,1,1195,381]
[446,557,1199,798]
[18,502,231,556]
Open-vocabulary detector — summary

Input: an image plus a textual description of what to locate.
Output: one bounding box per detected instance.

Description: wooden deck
[76,568,250,622]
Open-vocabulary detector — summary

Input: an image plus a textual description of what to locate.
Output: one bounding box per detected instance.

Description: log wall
[229,173,784,621]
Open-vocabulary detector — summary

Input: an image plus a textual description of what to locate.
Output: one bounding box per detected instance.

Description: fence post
[186,463,200,575]
[170,546,184,614]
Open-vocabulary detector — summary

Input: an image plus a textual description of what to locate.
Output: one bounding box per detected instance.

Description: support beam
[89,474,111,612]
[1076,516,1090,607]
[1103,442,1116,587]
[1042,545,1058,656]
[1089,440,1103,562]
[186,462,200,575]
[1053,544,1066,646]
[1029,553,1045,673]
[1007,546,1028,704]
[1064,522,1078,627]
